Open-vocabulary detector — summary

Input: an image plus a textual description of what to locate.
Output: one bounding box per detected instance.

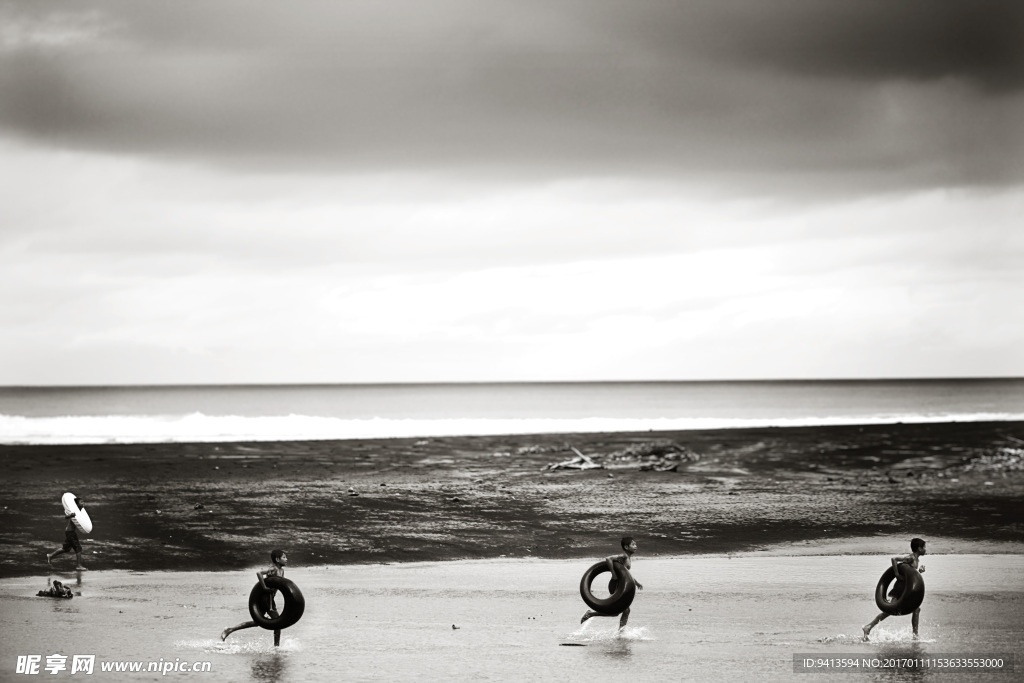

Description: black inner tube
[579,561,636,615]
[874,565,925,616]
[248,576,305,630]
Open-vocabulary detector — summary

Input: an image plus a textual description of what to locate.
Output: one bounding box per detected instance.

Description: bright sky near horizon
[1,0,1022,385]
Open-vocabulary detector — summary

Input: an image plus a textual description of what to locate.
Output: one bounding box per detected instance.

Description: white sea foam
[569,622,654,642]
[859,628,937,644]
[174,637,302,654]
[1,412,1023,445]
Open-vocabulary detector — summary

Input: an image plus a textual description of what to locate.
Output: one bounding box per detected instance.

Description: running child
[581,536,644,631]
[46,499,87,571]
[221,549,289,646]
[863,538,927,640]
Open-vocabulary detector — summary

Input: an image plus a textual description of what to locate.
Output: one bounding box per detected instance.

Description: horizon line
[1,376,1021,390]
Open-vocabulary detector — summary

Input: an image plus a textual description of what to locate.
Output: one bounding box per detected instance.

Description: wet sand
[2,421,1022,578]
[1,552,1021,682]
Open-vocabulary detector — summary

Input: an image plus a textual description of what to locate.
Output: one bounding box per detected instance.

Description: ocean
[1,379,1022,445]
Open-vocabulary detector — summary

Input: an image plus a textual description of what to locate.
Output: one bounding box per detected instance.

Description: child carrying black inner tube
[221,549,288,646]
[863,538,927,640]
[581,536,644,631]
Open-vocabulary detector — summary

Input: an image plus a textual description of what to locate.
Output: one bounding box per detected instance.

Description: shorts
[255,592,279,616]
[62,530,82,554]
[887,579,905,602]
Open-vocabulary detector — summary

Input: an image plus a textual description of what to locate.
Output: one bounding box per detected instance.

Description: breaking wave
[2,411,1022,445]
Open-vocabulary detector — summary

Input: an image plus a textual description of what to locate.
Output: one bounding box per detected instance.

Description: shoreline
[2,420,1022,579]
[32,533,1024,577]
[4,553,1022,682]
[6,542,1024,582]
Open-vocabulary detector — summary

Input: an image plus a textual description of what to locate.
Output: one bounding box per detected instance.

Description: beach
[2,420,1024,680]
[2,553,1021,681]
[2,421,1022,577]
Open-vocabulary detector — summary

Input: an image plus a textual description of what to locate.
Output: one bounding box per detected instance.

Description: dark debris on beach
[541,440,701,472]
[2,421,1023,578]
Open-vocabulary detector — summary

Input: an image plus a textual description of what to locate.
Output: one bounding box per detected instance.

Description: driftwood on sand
[542,440,702,473]
[610,440,701,472]
[542,447,605,471]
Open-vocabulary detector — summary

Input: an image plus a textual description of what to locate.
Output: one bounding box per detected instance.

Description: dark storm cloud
[592,0,1024,90]
[763,0,1024,90]
[0,0,1020,191]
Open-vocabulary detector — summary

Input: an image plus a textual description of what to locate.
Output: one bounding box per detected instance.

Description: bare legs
[863,613,887,640]
[218,622,251,643]
[46,549,86,570]
[863,609,920,641]
[221,613,281,646]
[580,606,631,630]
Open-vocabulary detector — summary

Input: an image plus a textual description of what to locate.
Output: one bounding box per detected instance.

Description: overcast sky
[1,0,1022,385]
